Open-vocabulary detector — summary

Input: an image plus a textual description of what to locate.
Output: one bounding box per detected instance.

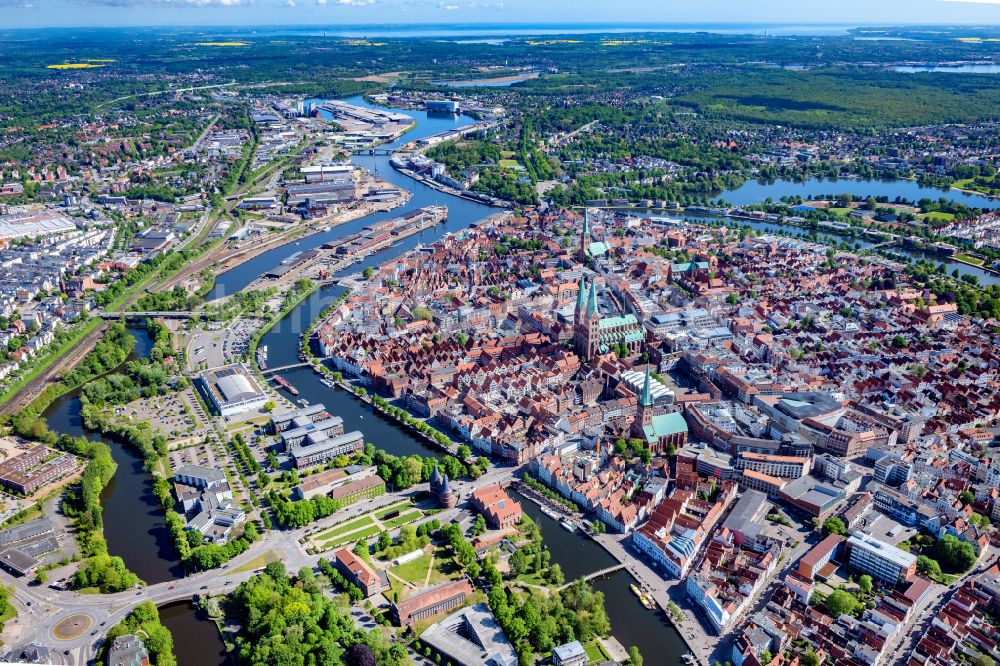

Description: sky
[3,0,1000,30]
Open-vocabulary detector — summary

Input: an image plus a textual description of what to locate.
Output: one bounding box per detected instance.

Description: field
[954,253,985,266]
[47,63,104,70]
[921,211,956,223]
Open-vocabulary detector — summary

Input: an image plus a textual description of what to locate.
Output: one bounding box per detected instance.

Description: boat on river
[273,375,299,396]
[540,505,560,521]
[320,378,335,388]
[560,518,577,532]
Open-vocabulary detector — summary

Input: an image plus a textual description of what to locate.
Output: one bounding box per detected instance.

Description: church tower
[632,367,654,439]
[578,209,591,262]
[574,281,601,358]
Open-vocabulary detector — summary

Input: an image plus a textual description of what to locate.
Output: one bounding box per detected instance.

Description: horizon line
[5,20,1000,33]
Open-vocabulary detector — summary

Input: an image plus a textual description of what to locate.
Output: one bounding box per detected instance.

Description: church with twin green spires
[572,274,644,359]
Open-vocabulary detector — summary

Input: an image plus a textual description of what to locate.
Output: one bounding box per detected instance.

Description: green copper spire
[586,282,598,318]
[576,275,587,312]
[640,366,653,407]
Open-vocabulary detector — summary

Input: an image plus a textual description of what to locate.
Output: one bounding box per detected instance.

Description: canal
[159,601,231,666]
[512,490,689,666]
[42,326,184,585]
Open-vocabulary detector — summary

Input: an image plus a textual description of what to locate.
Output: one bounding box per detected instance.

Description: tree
[346,644,376,666]
[936,534,977,573]
[509,549,529,577]
[628,646,643,666]
[858,574,873,596]
[959,490,975,506]
[917,555,943,578]
[801,651,820,666]
[974,656,995,666]
[262,400,275,413]
[470,515,487,538]
[826,589,858,617]
[821,517,846,537]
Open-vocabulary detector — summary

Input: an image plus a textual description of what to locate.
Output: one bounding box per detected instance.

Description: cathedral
[572,275,644,359]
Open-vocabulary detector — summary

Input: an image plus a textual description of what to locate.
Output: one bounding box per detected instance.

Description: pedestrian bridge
[558,563,627,590]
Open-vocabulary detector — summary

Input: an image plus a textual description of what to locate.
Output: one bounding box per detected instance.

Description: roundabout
[52,613,93,641]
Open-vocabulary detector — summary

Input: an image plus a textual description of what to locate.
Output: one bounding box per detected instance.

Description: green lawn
[389,552,431,585]
[954,252,985,266]
[231,550,281,573]
[826,207,852,215]
[584,639,609,663]
[382,509,423,529]
[374,501,412,519]
[499,159,519,168]
[315,516,375,541]
[921,211,956,223]
[322,524,382,550]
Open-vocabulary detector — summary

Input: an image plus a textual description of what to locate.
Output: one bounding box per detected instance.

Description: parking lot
[184,316,265,371]
[122,389,214,447]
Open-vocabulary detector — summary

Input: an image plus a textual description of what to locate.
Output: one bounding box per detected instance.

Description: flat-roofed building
[778,475,845,518]
[269,403,328,433]
[281,416,345,449]
[392,577,475,626]
[198,364,267,417]
[552,641,587,666]
[846,532,917,585]
[291,430,364,469]
[174,464,226,489]
[736,451,811,479]
[721,489,769,545]
[0,444,77,495]
[418,602,516,666]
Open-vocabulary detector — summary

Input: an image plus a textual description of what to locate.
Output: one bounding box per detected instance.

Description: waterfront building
[198,364,267,417]
[290,430,364,469]
[470,484,522,529]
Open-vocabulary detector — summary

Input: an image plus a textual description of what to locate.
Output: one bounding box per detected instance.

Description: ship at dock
[273,375,299,396]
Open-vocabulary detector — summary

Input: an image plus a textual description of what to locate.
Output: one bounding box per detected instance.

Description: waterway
[719,176,1000,209]
[41,326,184,585]
[894,64,1000,74]
[512,490,688,666]
[159,601,231,666]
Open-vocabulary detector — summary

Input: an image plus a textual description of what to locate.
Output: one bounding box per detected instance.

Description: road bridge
[351,148,396,155]
[99,311,206,320]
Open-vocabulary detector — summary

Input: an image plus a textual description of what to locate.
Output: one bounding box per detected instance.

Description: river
[41,326,184,585]
[512,490,689,665]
